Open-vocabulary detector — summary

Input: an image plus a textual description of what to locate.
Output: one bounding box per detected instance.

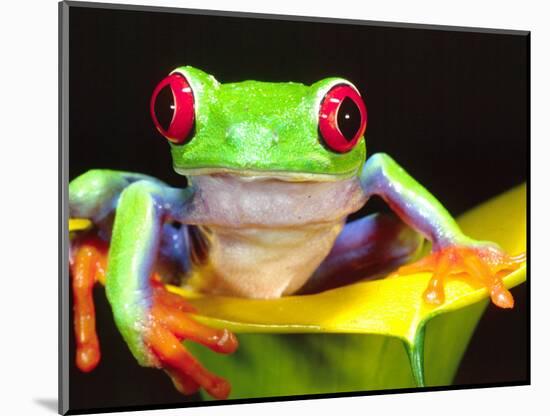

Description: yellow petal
[69,218,93,232]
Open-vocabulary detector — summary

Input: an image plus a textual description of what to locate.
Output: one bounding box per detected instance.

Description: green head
[150,66,368,180]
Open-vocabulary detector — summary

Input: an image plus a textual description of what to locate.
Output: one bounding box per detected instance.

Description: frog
[68,66,524,400]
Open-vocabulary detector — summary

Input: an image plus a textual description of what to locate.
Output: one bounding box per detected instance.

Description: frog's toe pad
[143,284,238,399]
[394,245,525,308]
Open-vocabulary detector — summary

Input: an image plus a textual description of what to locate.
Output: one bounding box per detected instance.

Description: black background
[67,4,528,413]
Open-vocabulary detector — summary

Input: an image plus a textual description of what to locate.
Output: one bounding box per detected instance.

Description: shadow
[34,398,58,413]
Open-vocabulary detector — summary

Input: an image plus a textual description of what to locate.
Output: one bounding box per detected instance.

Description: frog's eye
[150,72,195,144]
[318,84,367,153]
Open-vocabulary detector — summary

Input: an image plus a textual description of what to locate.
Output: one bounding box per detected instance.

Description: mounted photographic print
[59,1,529,414]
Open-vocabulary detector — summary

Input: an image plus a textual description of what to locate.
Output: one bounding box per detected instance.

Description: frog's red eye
[318,84,367,153]
[150,72,195,144]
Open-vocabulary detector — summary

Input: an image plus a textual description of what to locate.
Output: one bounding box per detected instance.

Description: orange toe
[71,234,108,372]
[394,245,524,308]
[143,285,238,399]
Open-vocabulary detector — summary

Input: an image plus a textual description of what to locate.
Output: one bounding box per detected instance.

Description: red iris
[318,84,367,153]
[150,72,195,144]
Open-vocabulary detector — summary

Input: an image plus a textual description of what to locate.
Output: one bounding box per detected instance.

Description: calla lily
[68,184,526,399]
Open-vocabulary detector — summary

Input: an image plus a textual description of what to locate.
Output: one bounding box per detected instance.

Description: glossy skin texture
[69,66,523,399]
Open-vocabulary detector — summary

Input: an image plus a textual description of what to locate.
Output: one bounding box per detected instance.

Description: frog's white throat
[186,173,367,228]
[183,174,368,298]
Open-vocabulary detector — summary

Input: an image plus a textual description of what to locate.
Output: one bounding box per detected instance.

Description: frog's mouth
[174,167,359,183]
[184,172,368,228]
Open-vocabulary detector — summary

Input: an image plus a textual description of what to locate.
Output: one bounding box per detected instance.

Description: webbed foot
[392,244,525,308]
[144,282,239,399]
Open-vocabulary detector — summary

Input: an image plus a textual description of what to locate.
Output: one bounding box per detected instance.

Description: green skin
[69,66,502,381]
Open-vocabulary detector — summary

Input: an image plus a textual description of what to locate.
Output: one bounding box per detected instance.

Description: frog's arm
[69,170,237,398]
[360,153,469,249]
[69,169,166,225]
[359,153,524,307]
[69,169,190,271]
[105,179,237,399]
[69,170,167,372]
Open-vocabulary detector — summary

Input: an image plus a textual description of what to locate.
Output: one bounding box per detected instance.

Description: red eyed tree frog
[69,66,524,399]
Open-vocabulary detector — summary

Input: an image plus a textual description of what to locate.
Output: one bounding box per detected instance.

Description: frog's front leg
[69,169,167,225]
[106,180,237,399]
[69,219,191,373]
[69,170,166,372]
[360,153,524,308]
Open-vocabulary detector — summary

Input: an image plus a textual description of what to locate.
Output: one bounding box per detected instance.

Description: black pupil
[155,85,175,131]
[337,97,361,141]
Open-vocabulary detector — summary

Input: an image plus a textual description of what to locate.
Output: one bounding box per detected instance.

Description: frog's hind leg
[299,213,424,294]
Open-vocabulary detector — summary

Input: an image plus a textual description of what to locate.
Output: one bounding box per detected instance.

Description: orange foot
[393,244,526,308]
[144,282,239,399]
[70,234,108,372]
